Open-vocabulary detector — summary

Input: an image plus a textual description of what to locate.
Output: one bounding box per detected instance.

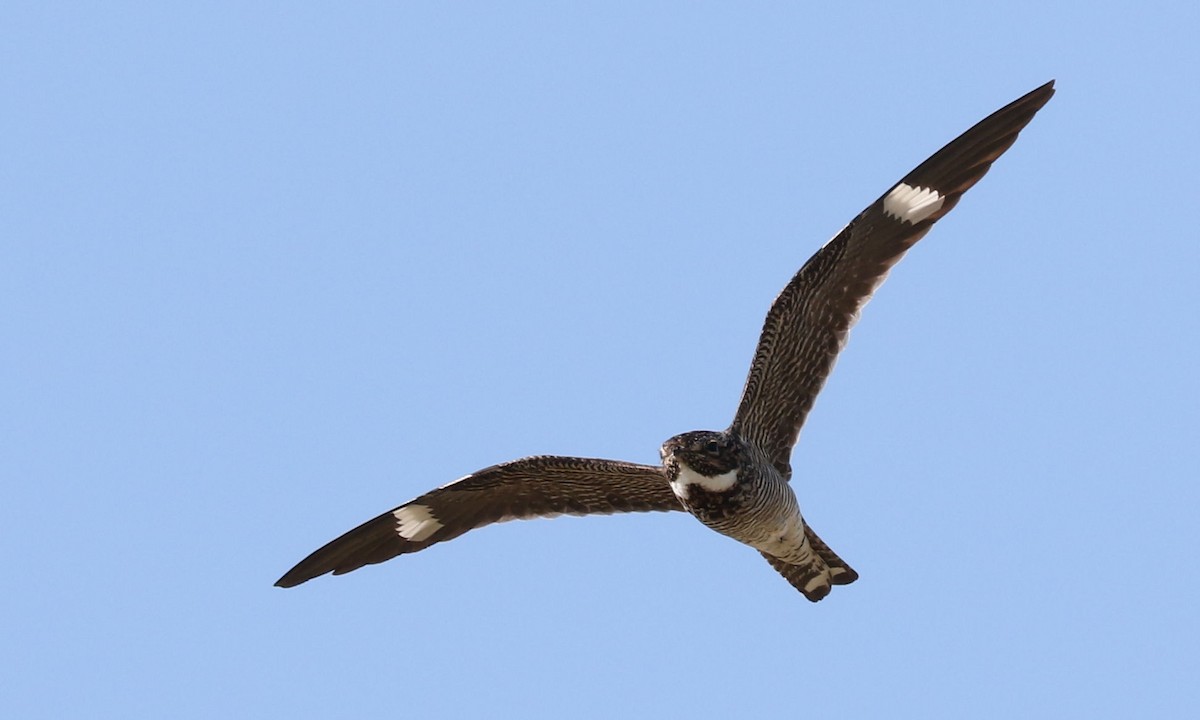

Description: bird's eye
[705,440,720,454]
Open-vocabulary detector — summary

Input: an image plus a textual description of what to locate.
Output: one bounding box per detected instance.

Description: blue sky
[3,3,1197,718]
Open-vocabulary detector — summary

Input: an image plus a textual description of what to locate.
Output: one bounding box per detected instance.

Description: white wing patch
[393,504,443,541]
[883,183,944,223]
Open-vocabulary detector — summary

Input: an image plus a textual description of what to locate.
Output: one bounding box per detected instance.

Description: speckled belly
[687,476,811,563]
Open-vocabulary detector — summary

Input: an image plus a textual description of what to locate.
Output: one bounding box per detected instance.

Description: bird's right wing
[275,456,680,587]
[730,81,1056,480]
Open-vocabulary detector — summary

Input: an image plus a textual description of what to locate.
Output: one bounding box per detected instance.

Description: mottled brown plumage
[276,457,679,588]
[277,82,1055,600]
[731,81,1057,480]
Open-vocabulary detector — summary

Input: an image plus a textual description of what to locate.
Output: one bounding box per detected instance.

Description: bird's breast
[674,463,808,556]
[672,467,751,524]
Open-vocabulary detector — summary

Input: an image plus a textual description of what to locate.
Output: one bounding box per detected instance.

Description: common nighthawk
[277,81,1054,601]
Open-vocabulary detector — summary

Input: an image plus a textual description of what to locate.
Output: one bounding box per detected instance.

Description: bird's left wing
[275,455,679,587]
[730,81,1055,480]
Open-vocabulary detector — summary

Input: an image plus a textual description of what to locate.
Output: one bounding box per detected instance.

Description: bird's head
[661,430,744,498]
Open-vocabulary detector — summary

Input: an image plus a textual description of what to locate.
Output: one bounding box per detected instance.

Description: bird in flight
[277,81,1055,601]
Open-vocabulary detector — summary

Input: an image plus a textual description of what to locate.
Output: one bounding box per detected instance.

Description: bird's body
[663,430,854,600]
[277,82,1055,602]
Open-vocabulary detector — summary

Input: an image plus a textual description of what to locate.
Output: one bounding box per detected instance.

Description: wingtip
[999,79,1057,119]
[274,553,355,588]
[1020,80,1057,110]
[274,571,306,589]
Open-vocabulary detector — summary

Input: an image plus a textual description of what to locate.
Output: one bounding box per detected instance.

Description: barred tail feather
[805,525,858,587]
[761,526,858,602]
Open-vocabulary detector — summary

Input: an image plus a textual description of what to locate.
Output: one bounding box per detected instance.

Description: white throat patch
[670,463,738,499]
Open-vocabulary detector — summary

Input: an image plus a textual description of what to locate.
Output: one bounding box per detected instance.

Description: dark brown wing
[275,456,680,587]
[730,81,1055,479]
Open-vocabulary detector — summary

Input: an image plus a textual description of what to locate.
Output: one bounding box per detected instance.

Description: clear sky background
[3,3,1197,718]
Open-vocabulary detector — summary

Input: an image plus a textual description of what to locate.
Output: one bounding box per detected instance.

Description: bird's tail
[760,525,858,602]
